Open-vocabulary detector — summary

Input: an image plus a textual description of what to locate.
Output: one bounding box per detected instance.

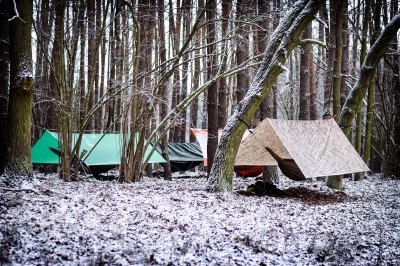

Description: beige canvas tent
[235,118,370,180]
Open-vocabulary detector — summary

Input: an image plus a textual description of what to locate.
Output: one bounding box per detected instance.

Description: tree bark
[206,0,218,177]
[354,0,370,181]
[309,52,318,119]
[189,0,205,142]
[207,0,325,192]
[2,0,34,186]
[257,0,278,183]
[363,0,381,170]
[169,0,182,142]
[114,1,122,133]
[94,0,102,130]
[330,7,400,189]
[99,0,107,132]
[258,0,271,120]
[87,0,95,131]
[340,0,349,108]
[235,0,250,104]
[324,2,335,115]
[158,0,172,180]
[0,0,9,174]
[332,0,344,121]
[79,0,86,128]
[299,24,311,120]
[180,0,191,142]
[338,12,400,148]
[390,1,400,177]
[218,0,231,129]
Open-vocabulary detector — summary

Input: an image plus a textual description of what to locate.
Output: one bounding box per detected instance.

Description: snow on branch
[8,0,26,23]
[298,39,326,48]
[314,15,328,28]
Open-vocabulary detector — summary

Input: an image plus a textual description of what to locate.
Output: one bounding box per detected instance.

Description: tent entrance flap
[235,118,370,180]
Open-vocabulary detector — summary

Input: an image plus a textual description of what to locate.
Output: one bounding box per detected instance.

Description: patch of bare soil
[284,186,355,205]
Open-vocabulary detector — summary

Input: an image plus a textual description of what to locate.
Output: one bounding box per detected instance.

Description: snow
[1,173,399,265]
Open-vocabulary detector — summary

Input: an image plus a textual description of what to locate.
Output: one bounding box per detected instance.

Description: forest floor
[0,172,399,265]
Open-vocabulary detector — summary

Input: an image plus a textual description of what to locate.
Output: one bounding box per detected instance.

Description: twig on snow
[0,187,41,195]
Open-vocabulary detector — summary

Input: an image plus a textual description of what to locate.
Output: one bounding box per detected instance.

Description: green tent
[32,130,166,167]
[155,142,203,172]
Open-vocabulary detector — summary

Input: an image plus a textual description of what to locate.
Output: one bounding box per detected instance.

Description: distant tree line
[0,0,399,188]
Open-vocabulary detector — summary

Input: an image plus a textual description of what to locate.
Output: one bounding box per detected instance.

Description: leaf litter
[0,172,399,265]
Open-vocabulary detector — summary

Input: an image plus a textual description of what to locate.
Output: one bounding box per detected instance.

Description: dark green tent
[155,142,203,172]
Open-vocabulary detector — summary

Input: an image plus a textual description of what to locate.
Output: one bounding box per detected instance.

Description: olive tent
[32,130,166,175]
[235,118,370,180]
[155,142,204,172]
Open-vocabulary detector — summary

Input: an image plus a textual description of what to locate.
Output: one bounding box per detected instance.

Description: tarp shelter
[191,129,251,166]
[32,130,166,175]
[235,118,370,180]
[190,129,262,177]
[155,142,204,172]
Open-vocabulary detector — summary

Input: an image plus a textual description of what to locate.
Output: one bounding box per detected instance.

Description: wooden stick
[0,187,41,195]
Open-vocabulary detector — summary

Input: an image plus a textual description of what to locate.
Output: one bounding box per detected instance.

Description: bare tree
[332,10,400,189]
[207,0,325,192]
[299,24,312,120]
[218,0,231,129]
[2,0,34,185]
[0,0,9,174]
[206,0,218,176]
[158,0,172,180]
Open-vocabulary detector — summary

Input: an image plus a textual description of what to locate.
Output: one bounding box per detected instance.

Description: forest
[0,0,400,264]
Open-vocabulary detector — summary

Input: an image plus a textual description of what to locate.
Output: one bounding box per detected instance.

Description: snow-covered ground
[1,173,399,265]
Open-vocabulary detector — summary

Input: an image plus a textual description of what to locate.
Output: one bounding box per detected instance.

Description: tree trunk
[332,0,343,120]
[299,24,311,120]
[354,0,370,181]
[114,1,122,133]
[79,0,86,128]
[206,0,218,177]
[180,0,191,142]
[94,0,102,130]
[338,11,400,159]
[324,2,335,115]
[363,0,381,171]
[309,52,318,120]
[257,0,278,183]
[258,0,271,120]
[32,0,52,142]
[142,0,157,177]
[207,0,325,192]
[218,0,231,129]
[87,0,95,131]
[235,0,250,104]
[2,0,34,186]
[0,0,9,174]
[99,0,107,132]
[189,0,204,142]
[390,0,400,177]
[315,9,325,119]
[340,0,349,108]
[158,0,172,180]
[169,0,182,142]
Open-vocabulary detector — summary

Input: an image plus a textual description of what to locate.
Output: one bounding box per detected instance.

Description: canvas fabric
[235,118,370,178]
